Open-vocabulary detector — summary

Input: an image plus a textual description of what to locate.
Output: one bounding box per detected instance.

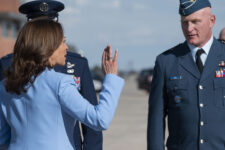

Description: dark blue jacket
[0,54,12,81]
[0,51,103,150]
[147,39,225,150]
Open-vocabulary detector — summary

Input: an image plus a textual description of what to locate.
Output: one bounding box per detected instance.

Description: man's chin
[187,39,199,46]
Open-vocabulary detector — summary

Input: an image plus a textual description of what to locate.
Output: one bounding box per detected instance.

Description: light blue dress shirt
[188,35,214,65]
[0,68,124,150]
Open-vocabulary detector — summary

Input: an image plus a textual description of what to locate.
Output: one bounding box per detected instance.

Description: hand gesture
[102,45,118,75]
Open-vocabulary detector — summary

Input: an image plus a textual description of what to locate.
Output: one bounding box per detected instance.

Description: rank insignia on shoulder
[169,75,182,80]
[67,62,75,69]
[215,69,225,78]
[67,69,74,74]
[219,61,225,67]
[73,76,81,91]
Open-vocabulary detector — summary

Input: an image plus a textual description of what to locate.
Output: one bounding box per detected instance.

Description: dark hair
[4,18,64,94]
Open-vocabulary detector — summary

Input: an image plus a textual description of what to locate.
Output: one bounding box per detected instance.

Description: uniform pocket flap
[167,79,188,90]
[214,78,225,89]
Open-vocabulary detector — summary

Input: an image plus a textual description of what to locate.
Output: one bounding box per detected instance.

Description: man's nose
[186,22,194,33]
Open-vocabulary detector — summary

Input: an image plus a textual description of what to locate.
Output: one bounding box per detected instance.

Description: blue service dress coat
[0,68,124,150]
[147,39,225,150]
[0,54,12,81]
[0,52,103,150]
[0,62,2,80]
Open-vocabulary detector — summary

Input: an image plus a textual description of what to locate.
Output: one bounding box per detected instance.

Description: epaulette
[1,53,13,60]
[66,51,87,61]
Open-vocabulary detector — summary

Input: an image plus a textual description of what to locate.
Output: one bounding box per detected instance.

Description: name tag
[169,75,182,80]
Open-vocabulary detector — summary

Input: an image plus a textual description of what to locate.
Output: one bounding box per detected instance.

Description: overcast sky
[25,0,225,71]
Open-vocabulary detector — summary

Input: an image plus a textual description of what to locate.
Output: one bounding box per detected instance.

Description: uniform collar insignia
[67,69,74,74]
[67,62,75,68]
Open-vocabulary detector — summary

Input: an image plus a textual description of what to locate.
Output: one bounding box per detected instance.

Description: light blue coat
[0,68,124,150]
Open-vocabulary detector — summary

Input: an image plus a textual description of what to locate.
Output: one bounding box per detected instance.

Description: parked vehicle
[91,70,104,93]
[137,68,154,92]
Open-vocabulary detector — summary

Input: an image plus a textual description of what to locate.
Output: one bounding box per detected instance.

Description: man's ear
[209,14,216,28]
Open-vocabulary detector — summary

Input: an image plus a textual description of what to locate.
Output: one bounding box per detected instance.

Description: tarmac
[103,75,149,150]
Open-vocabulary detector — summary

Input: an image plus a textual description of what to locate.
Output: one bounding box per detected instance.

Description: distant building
[0,0,25,58]
[0,0,78,58]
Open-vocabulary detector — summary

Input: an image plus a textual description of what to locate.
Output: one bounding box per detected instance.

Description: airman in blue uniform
[147,0,225,150]
[0,0,102,150]
[219,28,225,44]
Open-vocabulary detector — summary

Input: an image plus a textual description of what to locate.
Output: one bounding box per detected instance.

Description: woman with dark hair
[0,18,124,150]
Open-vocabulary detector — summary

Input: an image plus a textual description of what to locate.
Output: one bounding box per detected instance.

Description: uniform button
[200,139,204,144]
[199,85,203,90]
[200,103,204,107]
[200,121,204,126]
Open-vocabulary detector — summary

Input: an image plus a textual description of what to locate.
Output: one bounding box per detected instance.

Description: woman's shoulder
[32,68,73,95]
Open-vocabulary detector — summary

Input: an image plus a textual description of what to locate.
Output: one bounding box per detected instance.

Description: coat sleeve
[58,74,124,131]
[79,60,103,150]
[0,104,10,150]
[147,56,167,150]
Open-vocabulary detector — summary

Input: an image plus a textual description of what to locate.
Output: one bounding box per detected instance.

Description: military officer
[219,28,225,44]
[147,0,225,150]
[0,0,103,150]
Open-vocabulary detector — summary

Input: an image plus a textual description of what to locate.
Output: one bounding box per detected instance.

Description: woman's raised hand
[102,45,118,75]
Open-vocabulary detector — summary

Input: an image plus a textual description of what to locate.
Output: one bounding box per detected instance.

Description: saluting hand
[102,45,118,75]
